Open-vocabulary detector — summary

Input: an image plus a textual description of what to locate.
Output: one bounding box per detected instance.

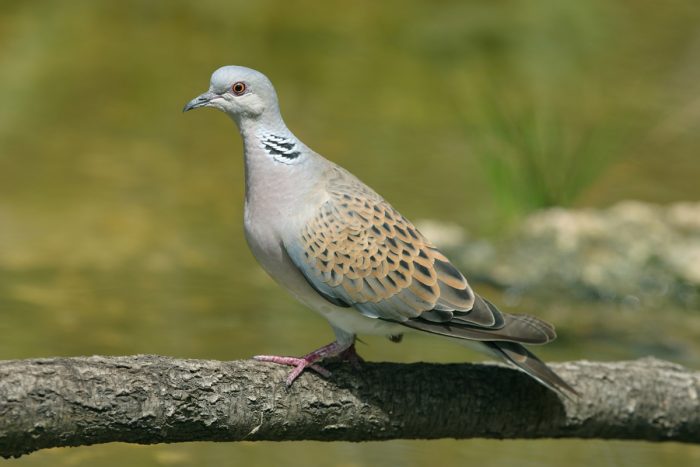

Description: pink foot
[252,355,331,386]
[254,340,359,387]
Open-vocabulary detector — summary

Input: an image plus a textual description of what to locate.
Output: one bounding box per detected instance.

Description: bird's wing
[284,166,511,326]
[284,166,558,345]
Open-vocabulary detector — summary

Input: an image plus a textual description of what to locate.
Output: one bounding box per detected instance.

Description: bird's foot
[254,340,357,387]
[252,355,331,385]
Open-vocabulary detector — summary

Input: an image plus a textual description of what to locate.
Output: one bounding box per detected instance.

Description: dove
[184,65,575,396]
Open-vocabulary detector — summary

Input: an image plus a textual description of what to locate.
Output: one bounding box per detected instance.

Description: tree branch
[1,355,698,458]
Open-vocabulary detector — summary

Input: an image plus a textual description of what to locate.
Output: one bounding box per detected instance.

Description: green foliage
[443,1,631,218]
[467,99,629,216]
[1,0,699,232]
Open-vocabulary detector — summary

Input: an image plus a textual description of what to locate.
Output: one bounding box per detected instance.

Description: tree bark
[0,355,698,458]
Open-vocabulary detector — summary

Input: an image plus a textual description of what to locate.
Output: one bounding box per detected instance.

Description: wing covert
[286,167,495,325]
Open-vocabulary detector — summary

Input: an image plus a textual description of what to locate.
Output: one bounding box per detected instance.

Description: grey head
[184,66,309,165]
[183,66,281,125]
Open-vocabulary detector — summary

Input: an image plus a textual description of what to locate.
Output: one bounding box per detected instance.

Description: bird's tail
[484,340,578,397]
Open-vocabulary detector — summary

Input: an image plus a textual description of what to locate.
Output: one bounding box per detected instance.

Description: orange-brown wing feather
[292,166,495,324]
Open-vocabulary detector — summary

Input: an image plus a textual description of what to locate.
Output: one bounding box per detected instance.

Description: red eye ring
[232,82,246,96]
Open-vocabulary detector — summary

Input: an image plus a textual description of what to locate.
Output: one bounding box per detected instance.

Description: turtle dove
[184,66,576,396]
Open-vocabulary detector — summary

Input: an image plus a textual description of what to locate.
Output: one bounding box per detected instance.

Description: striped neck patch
[259,133,301,161]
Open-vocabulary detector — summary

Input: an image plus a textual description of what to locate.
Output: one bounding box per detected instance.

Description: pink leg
[254,340,359,387]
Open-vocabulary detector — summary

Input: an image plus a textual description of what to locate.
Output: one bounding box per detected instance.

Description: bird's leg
[338,342,364,369]
[254,339,357,387]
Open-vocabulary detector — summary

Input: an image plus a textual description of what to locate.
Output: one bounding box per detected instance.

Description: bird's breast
[243,198,323,305]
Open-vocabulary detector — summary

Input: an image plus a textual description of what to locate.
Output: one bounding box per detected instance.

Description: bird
[184,65,576,396]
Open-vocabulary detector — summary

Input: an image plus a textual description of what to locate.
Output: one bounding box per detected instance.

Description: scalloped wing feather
[287,166,501,325]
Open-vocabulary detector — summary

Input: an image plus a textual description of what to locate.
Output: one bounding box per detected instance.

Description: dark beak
[183,91,217,112]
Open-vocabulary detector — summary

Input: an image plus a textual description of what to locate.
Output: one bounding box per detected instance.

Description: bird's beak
[183,91,218,112]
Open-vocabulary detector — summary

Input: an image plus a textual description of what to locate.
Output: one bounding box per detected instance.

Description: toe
[253,355,300,366]
[309,364,332,378]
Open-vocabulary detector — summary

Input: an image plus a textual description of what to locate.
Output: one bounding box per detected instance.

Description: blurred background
[1,0,699,465]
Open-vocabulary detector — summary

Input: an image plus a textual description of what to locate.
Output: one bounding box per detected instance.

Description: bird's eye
[232,82,246,96]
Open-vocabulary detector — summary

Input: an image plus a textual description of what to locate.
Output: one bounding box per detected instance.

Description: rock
[435,201,700,307]
[414,219,467,249]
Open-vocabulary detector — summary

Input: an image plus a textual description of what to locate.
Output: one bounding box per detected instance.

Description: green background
[1,0,699,465]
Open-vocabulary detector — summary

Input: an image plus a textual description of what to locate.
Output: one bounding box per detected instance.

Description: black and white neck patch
[257,132,301,164]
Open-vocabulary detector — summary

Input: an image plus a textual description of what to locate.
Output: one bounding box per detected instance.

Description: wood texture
[1,355,698,458]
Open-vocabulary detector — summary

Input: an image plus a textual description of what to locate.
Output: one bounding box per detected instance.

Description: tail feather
[401,311,556,345]
[400,294,576,396]
[486,341,578,397]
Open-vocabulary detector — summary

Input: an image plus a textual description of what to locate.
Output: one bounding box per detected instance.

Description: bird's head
[183,66,279,122]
